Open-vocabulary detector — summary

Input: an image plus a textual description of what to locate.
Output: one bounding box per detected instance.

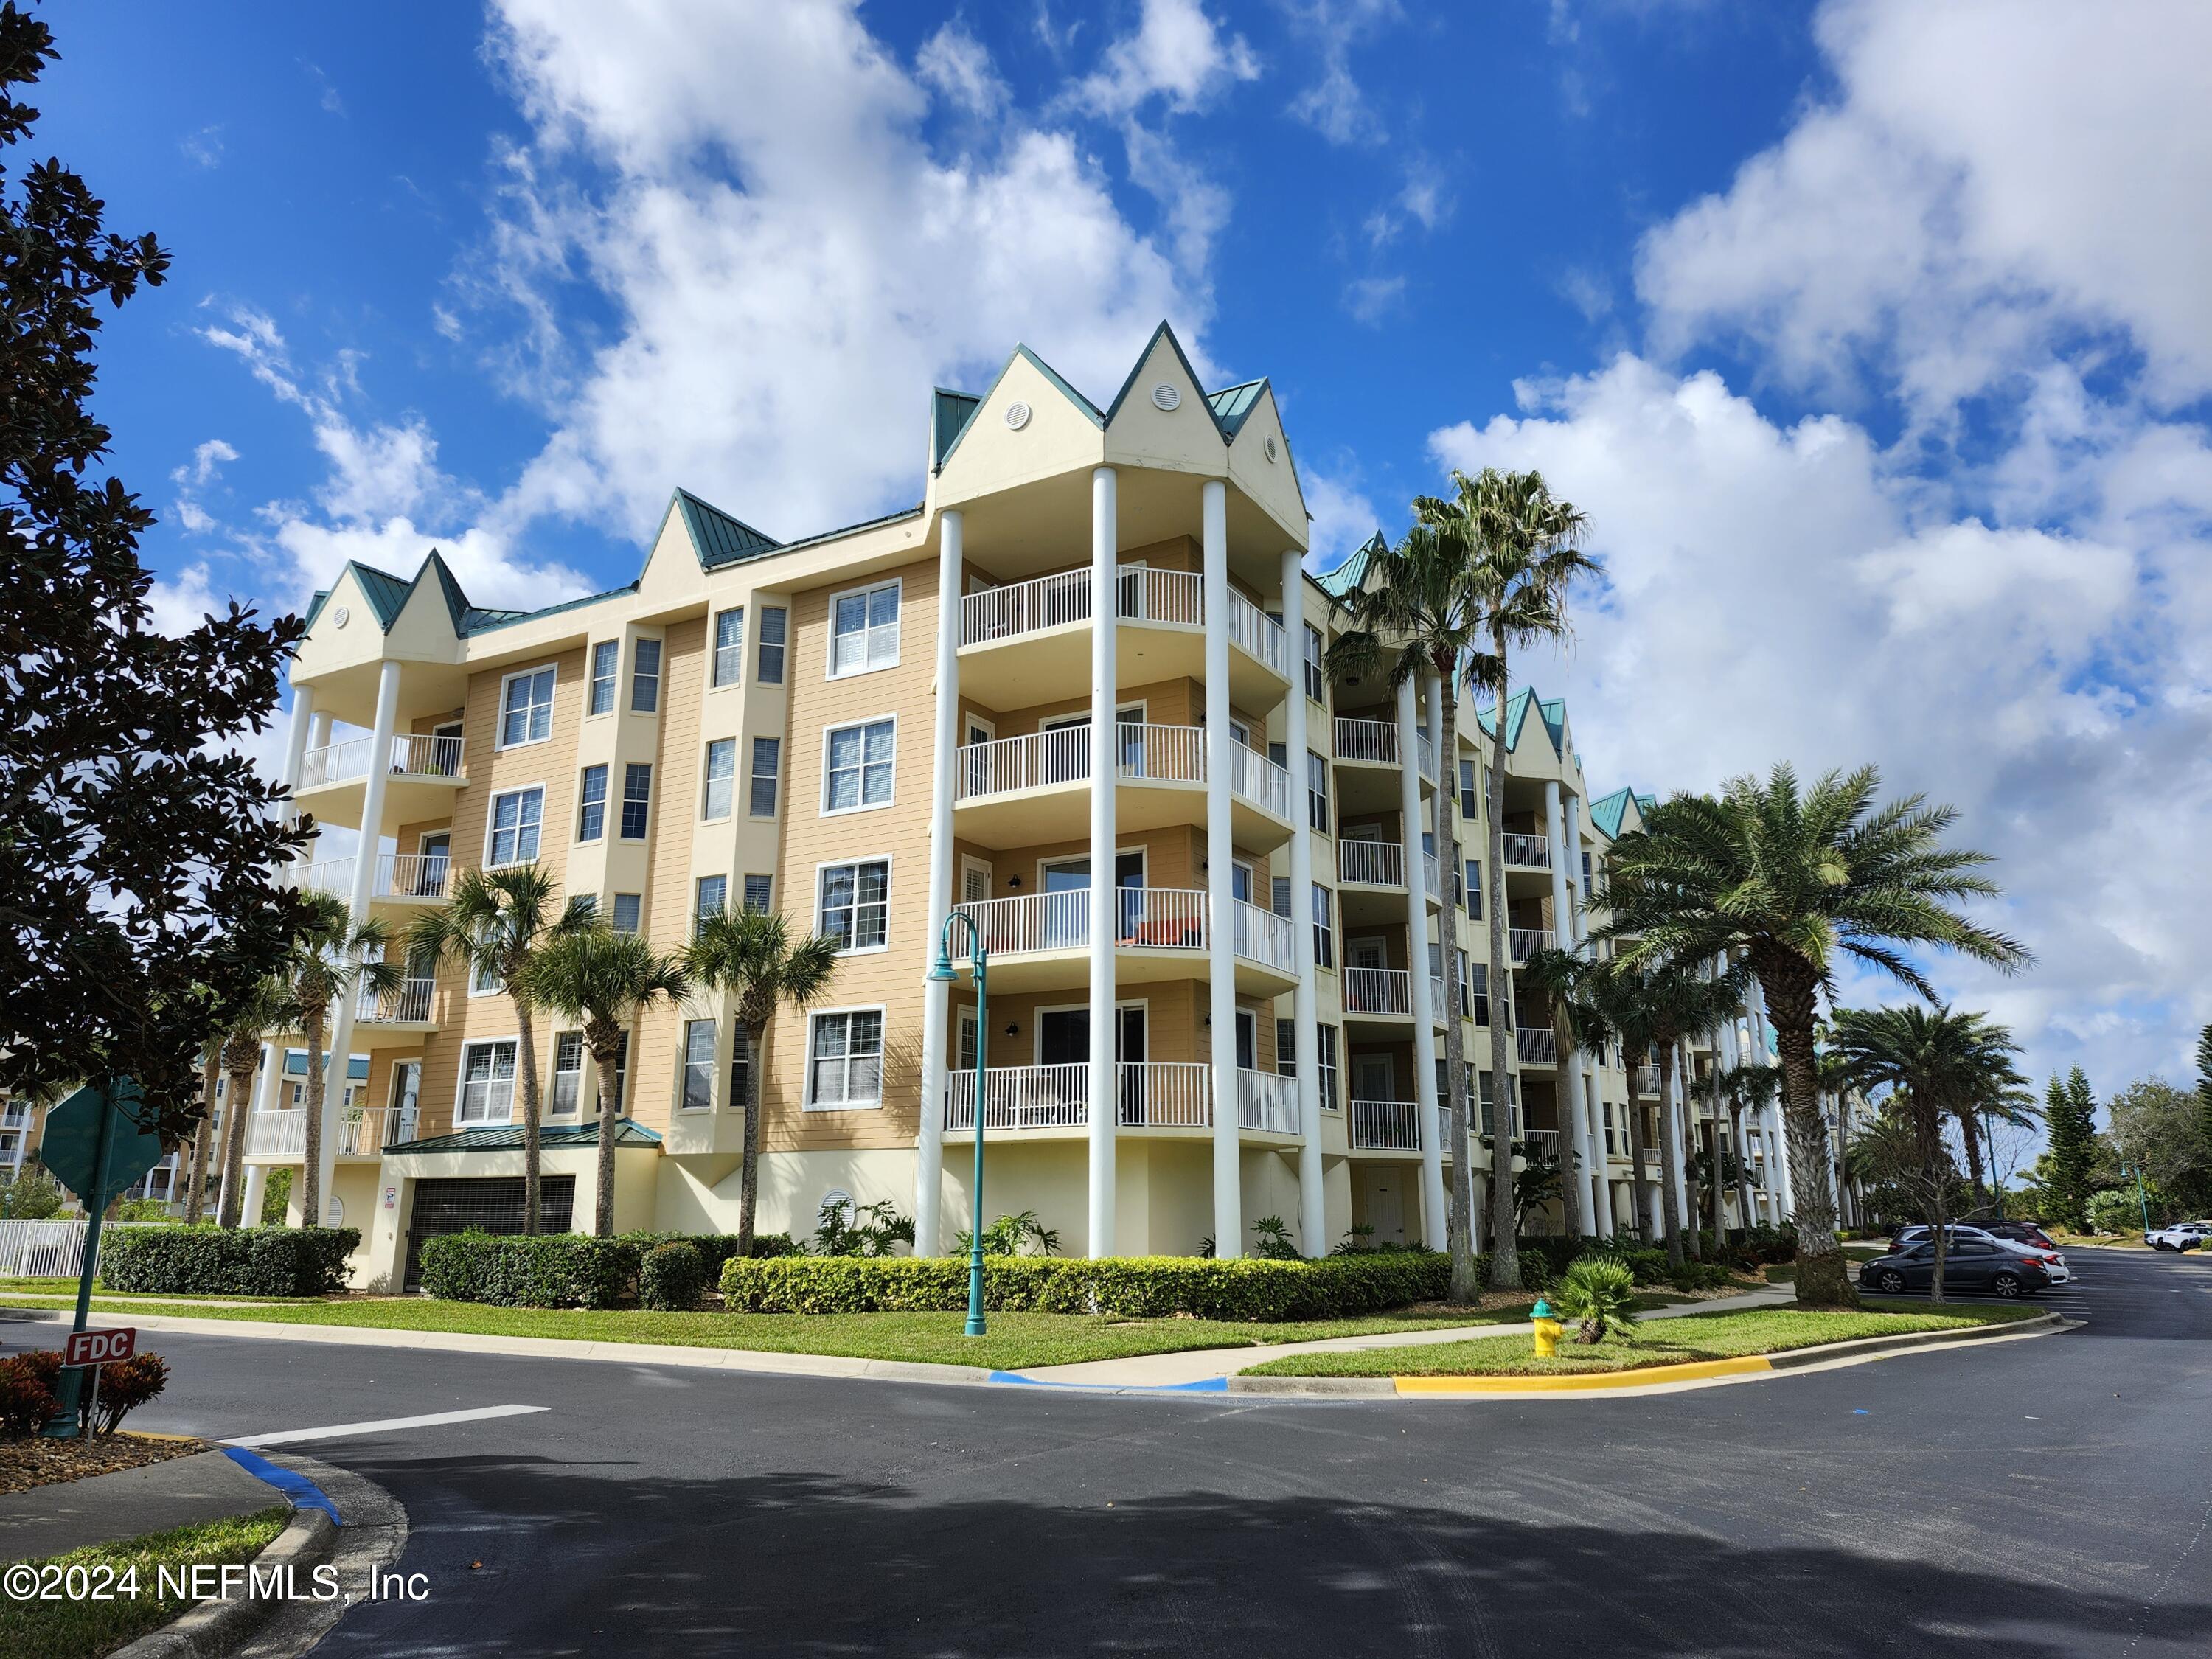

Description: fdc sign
[63,1328,136,1366]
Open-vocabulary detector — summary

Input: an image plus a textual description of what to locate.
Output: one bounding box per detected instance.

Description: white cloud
[1282,0,1399,147]
[1302,467,1382,573]
[181,125,223,168]
[1343,274,1404,327]
[916,23,1008,119]
[1068,0,1259,117]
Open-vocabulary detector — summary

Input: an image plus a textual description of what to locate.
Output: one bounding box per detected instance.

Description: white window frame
[587,640,619,717]
[496,665,557,751]
[548,1031,586,1118]
[757,605,787,684]
[611,893,643,935]
[827,576,902,678]
[804,1005,887,1111]
[695,874,727,936]
[680,1018,718,1111]
[619,762,653,841]
[711,606,745,689]
[748,737,781,818]
[701,737,737,821]
[820,714,898,816]
[816,856,892,955]
[455,1037,519,1126]
[470,955,503,998]
[959,855,994,907]
[577,763,608,844]
[630,635,663,713]
[484,784,546,869]
[742,873,773,914]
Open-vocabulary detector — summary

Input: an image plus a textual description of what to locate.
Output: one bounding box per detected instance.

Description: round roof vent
[1005,401,1032,431]
[331,604,351,628]
[1151,382,1181,411]
[1265,436,1279,462]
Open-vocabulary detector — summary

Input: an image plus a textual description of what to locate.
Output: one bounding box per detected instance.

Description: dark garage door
[404,1175,576,1290]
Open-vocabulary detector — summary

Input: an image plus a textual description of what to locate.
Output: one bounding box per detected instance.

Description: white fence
[1236,1070,1301,1134]
[942,1062,1294,1133]
[245,1105,416,1160]
[1517,1027,1559,1065]
[1508,928,1554,961]
[1231,900,1298,975]
[0,1219,170,1278]
[1226,743,1293,820]
[956,728,1091,799]
[1119,566,1204,627]
[958,891,1092,954]
[356,978,437,1025]
[1225,590,1290,676]
[1343,966,1412,1016]
[1349,1099,1421,1151]
[1116,723,1206,785]
[1334,717,1397,765]
[301,731,463,789]
[295,851,451,902]
[1503,833,1552,869]
[1114,888,1208,950]
[1338,839,1405,887]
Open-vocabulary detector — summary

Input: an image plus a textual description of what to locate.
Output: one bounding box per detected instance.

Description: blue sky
[47,1,2212,1108]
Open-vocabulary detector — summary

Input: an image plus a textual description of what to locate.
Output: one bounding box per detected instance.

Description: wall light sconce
[1004,1022,1020,1038]
[1006,875,1023,890]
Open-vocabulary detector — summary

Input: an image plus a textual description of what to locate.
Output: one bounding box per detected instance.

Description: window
[712,607,745,687]
[1465,858,1482,921]
[627,637,661,713]
[1468,961,1489,1026]
[487,787,544,866]
[612,894,642,934]
[577,765,608,842]
[620,763,653,840]
[549,1032,585,1116]
[742,874,772,913]
[757,605,787,684]
[1276,1019,1297,1074]
[1459,759,1479,823]
[819,859,889,951]
[499,667,555,748]
[1477,1070,1520,1137]
[702,738,736,820]
[1272,874,1292,918]
[824,718,895,812]
[457,1040,518,1124]
[1317,1026,1340,1111]
[1303,622,1326,703]
[588,641,619,716]
[749,737,780,817]
[1307,750,1330,833]
[807,1009,884,1107]
[728,1023,751,1109]
[682,1020,717,1110]
[471,956,501,995]
[1582,849,1593,892]
[830,580,900,675]
[695,874,726,936]
[1312,883,1335,969]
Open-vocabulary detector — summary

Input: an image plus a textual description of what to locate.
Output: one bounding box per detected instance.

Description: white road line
[226,1403,549,1448]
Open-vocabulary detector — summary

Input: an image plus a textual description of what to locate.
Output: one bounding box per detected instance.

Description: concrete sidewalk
[0,1450,279,1562]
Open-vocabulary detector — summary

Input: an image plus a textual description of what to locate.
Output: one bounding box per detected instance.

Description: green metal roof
[1206,378,1267,437]
[672,488,781,569]
[1313,531,1385,601]
[931,388,981,467]
[386,1120,664,1155]
[1588,786,1637,838]
[352,564,414,629]
[282,1051,369,1080]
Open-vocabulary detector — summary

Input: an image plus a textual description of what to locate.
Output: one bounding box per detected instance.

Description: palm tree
[183,1043,220,1224]
[512,925,689,1236]
[1517,945,1612,1239]
[682,908,841,1256]
[215,978,288,1228]
[1829,1004,2024,1302]
[408,866,587,1235]
[1599,765,2030,1309]
[1458,467,1596,1288]
[275,892,400,1229]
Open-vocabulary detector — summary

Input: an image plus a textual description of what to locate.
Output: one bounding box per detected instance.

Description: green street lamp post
[928,914,991,1337]
[2126,1158,2152,1234]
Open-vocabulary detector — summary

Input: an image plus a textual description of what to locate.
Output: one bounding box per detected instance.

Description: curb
[1225,1310,2070,1398]
[108,1453,408,1659]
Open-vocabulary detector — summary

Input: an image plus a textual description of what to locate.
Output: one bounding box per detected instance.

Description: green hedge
[98,1225,359,1297]
[719,1251,1452,1321]
[419,1230,801,1308]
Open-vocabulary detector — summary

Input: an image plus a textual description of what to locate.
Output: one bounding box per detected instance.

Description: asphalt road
[29,1248,2212,1657]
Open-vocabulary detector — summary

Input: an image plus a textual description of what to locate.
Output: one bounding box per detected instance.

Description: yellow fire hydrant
[1531,1298,1564,1360]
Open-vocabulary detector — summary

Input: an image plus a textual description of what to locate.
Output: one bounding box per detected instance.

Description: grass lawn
[0,1506,289,1659]
[0,1293,1540,1371]
[1242,1303,2036,1378]
[0,1279,310,1304]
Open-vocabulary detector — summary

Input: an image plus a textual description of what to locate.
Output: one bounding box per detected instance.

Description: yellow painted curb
[1394,1354,1775,1394]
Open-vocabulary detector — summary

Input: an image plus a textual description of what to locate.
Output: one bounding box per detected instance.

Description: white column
[240,1164,268,1228]
[1282,549,1325,1257]
[317,660,400,1226]
[1668,1047,1692,1238]
[279,684,317,830]
[1583,1064,1613,1237]
[915,509,962,1256]
[1089,470,1120,1258]
[1543,780,1596,1236]
[1202,481,1240,1257]
[1397,675,1446,1249]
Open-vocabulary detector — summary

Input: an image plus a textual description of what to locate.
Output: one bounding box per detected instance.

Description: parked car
[1969,1219,2059,1251]
[1858,1238,2052,1298]
[2146,1220,2211,1252]
[1891,1223,2068,1282]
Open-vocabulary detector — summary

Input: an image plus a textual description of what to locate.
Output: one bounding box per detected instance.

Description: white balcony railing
[1509,927,1554,961]
[959,891,1092,955]
[1119,1061,1211,1127]
[295,851,452,902]
[1232,900,1297,975]
[1421,851,1441,901]
[943,1063,1090,1132]
[1225,589,1290,677]
[1237,1069,1301,1134]
[1503,832,1552,869]
[1343,966,1411,1016]
[1517,1026,1559,1065]
[355,978,436,1026]
[1226,743,1293,821]
[1118,566,1204,627]
[1337,839,1404,887]
[1634,1065,1662,1096]
[956,727,1092,800]
[1416,730,1437,782]
[1350,1099,1422,1151]
[959,563,1211,647]
[1113,887,1208,950]
[1334,717,1397,765]
[1523,1127,1561,1161]
[300,732,464,790]
[245,1105,417,1160]
[1116,723,1206,785]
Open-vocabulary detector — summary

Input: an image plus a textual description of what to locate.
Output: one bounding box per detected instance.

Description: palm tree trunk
[514,995,543,1235]
[1732,1103,1755,1235]
[1484,633,1519,1289]
[299,1003,327,1228]
[1756,956,1854,1308]
[185,1049,218,1225]
[737,1020,766,1256]
[1711,1116,1726,1244]
[1436,665,1479,1302]
[1657,1041,1686,1268]
[218,1048,255,1228]
[591,1042,621,1237]
[1551,1005,1582,1239]
[1955,1105,1987,1213]
[1624,1069,1652,1245]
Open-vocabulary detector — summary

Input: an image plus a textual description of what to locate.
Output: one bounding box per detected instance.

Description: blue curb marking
[987,1371,1228,1393]
[223,1445,342,1524]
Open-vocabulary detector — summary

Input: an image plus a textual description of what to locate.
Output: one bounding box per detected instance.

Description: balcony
[1634,1065,1662,1096]
[1522,1127,1561,1162]
[950,890,1298,995]
[1340,967,1447,1027]
[942,1062,1298,1137]
[1503,832,1551,870]
[955,563,1290,708]
[244,1105,417,1162]
[951,723,1294,848]
[1349,1098,1421,1152]
[294,731,466,831]
[294,851,452,906]
[352,978,437,1043]
[1333,841,1444,913]
[1508,927,1555,963]
[1517,1026,1559,1065]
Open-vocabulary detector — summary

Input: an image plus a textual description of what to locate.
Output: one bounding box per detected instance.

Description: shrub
[639,1242,706,1312]
[114,1199,176,1224]
[2084,1188,2140,1235]
[1557,1256,1638,1343]
[0,1162,67,1220]
[1739,1224,1797,1265]
[813,1198,916,1258]
[956,1210,1061,1258]
[98,1225,359,1297]
[0,1354,57,1436]
[1665,1260,1732,1293]
[720,1252,1453,1321]
[91,1352,168,1434]
[417,1233,643,1309]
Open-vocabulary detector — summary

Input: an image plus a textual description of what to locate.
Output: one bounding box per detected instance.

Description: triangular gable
[932,389,980,467]
[672,488,781,569]
[1313,530,1385,601]
[934,343,1105,474]
[1588,786,1638,839]
[1536,698,1567,757]
[1102,320,1231,443]
[1207,378,1266,437]
[415,551,472,633]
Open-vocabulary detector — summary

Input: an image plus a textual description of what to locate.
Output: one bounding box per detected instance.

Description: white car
[2147,1221,2211,1252]
[1896,1224,2070,1282]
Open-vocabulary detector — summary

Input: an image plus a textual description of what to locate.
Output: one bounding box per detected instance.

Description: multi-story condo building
[248,325,1795,1290]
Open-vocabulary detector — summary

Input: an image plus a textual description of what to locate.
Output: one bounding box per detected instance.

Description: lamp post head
[927,947,956,983]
